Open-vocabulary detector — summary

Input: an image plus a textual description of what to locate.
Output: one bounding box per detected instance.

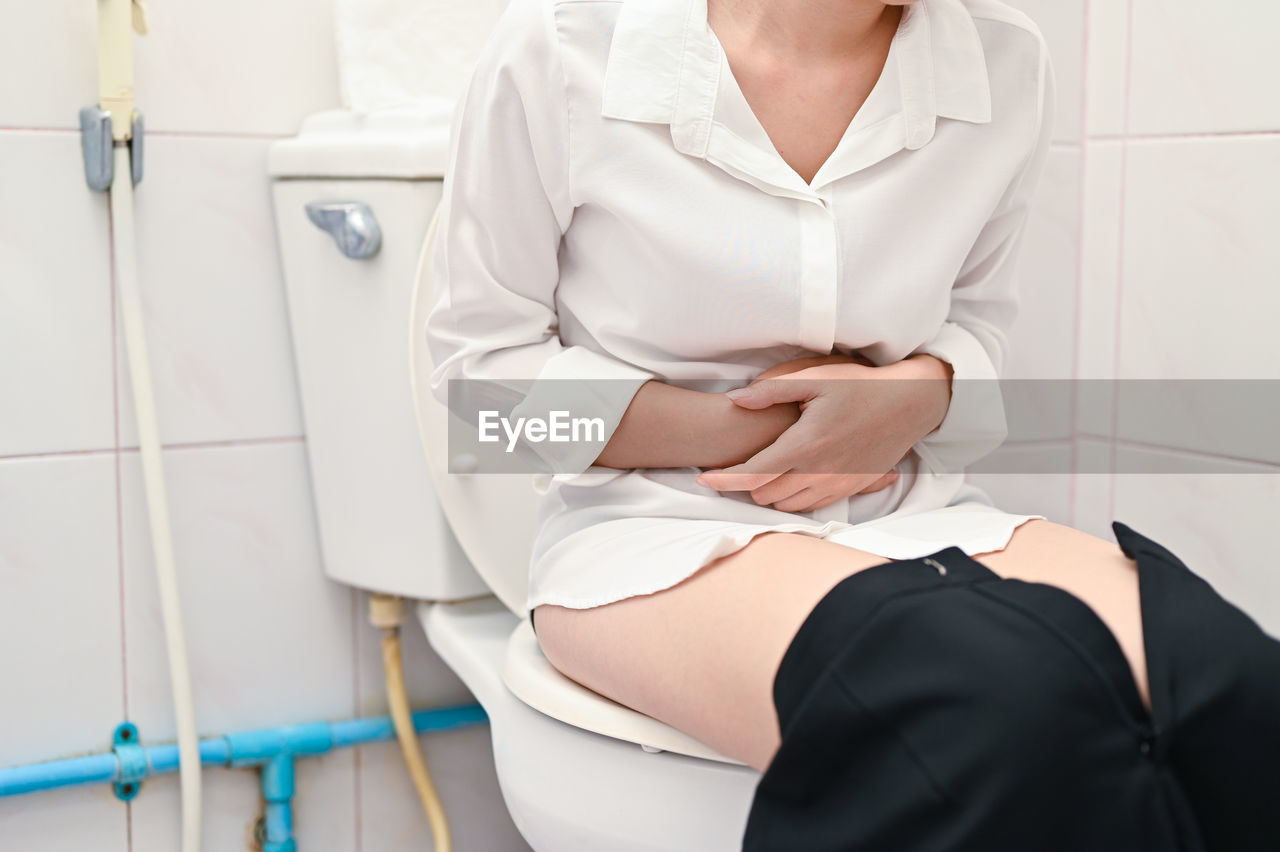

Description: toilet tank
[268,103,488,601]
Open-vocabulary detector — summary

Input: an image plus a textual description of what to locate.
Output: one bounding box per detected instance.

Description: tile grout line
[117,435,308,453]
[989,434,1280,471]
[1108,438,1280,472]
[1108,0,1136,523]
[1069,0,1094,529]
[1089,129,1280,143]
[0,447,120,461]
[106,151,134,851]
[997,437,1080,449]
[147,129,292,140]
[0,125,294,141]
[0,434,307,462]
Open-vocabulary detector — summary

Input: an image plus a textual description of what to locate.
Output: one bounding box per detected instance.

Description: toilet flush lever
[305,201,382,260]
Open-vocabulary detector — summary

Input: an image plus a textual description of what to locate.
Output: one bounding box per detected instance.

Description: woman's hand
[694,355,952,512]
[732,350,901,499]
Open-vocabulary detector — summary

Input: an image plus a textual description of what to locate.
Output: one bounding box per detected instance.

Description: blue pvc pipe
[0,703,487,799]
[261,753,297,852]
[0,753,119,797]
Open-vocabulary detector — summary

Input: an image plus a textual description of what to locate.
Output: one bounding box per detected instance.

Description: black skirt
[742,520,1280,851]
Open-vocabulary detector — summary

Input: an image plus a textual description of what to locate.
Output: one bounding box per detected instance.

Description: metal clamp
[305,201,382,260]
[79,108,144,191]
[129,112,144,186]
[112,722,146,801]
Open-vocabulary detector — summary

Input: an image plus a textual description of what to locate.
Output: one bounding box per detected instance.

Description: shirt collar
[601,0,992,163]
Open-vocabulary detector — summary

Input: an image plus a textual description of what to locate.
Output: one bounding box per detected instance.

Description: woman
[425,0,1280,847]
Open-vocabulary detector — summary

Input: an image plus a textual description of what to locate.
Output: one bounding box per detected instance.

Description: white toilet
[268,104,762,851]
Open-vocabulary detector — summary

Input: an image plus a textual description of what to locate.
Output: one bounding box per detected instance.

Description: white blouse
[424,0,1055,611]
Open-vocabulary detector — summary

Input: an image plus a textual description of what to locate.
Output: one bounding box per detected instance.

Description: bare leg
[533,518,1147,773]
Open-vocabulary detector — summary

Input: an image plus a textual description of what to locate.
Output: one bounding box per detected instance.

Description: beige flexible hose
[112,146,203,851]
[99,4,203,848]
[372,596,453,851]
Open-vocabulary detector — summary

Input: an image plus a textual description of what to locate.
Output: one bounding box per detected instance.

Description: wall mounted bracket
[79,107,145,191]
[112,722,146,802]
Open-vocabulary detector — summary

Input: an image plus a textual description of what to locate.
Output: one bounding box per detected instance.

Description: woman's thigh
[532,518,1145,773]
[970,519,1149,711]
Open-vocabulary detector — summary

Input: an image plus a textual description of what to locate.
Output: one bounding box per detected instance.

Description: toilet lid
[409,204,542,616]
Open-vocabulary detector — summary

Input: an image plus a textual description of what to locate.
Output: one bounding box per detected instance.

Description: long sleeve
[909,41,1056,476]
[423,0,656,476]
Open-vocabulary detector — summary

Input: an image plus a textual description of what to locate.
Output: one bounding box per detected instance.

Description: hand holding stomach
[695,352,950,513]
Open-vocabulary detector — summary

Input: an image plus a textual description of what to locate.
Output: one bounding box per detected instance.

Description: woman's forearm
[595,351,954,472]
[594,380,800,470]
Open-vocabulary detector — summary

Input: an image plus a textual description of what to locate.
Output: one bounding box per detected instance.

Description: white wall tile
[1074,141,1123,456]
[0,133,115,456]
[0,0,523,845]
[117,136,304,448]
[130,768,275,852]
[1113,379,1280,467]
[1002,0,1085,143]
[0,0,339,136]
[966,443,1075,523]
[358,730,533,852]
[0,6,97,129]
[1086,0,1129,137]
[294,750,358,852]
[1118,137,1280,382]
[1111,446,1280,635]
[1071,437,1116,538]
[0,455,124,766]
[0,786,128,852]
[986,5,1088,527]
[134,0,340,136]
[120,441,355,739]
[1128,0,1280,136]
[1075,141,1122,384]
[1006,148,1081,381]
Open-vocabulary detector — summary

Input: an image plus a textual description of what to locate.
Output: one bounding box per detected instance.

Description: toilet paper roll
[333,0,511,112]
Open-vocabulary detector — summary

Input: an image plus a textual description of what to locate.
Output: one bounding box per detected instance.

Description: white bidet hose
[99,2,204,850]
[111,145,203,852]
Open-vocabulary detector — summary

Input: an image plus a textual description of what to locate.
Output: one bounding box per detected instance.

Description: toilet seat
[422,597,761,852]
[502,616,745,765]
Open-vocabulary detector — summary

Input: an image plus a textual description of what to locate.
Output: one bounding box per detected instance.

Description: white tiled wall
[0,1,528,850]
[1126,0,1280,137]
[988,0,1280,638]
[1074,1,1280,640]
[2,1,1278,849]
[116,137,306,447]
[971,0,1089,517]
